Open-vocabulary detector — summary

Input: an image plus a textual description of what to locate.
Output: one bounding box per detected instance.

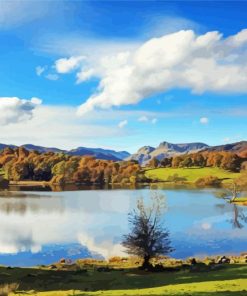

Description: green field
[2,264,247,296]
[145,167,240,184]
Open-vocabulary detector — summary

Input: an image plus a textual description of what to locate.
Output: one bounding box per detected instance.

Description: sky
[0,0,247,153]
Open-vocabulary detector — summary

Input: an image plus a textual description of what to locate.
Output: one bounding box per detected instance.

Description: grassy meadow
[1,263,247,296]
[145,167,241,184]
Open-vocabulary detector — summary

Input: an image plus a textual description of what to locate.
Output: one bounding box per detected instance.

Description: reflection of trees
[214,185,247,229]
[0,194,64,215]
[215,201,247,229]
[231,204,247,229]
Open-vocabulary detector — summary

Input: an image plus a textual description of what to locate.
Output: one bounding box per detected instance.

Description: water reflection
[0,188,246,266]
[231,204,247,229]
[0,192,64,215]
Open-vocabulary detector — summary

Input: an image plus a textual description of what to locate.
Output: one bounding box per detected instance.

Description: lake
[0,187,246,267]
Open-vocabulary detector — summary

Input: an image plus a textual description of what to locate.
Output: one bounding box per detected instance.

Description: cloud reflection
[0,189,246,265]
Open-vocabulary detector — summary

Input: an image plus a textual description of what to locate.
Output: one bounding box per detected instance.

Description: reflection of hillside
[0,195,64,214]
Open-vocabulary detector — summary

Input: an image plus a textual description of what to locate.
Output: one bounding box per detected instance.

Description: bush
[167,174,187,182]
[195,176,221,187]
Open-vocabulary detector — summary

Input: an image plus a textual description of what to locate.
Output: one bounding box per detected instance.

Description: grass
[0,263,246,296]
[145,167,240,184]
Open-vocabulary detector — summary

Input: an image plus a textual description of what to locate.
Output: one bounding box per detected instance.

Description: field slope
[5,264,247,296]
[145,167,240,184]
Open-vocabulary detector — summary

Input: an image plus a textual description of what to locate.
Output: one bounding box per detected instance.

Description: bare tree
[122,194,173,270]
[220,182,242,203]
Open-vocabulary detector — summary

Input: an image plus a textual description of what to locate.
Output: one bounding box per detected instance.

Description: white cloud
[0,1,51,29]
[138,115,149,122]
[30,97,42,105]
[0,104,167,150]
[76,68,95,83]
[35,66,46,76]
[0,97,42,125]
[66,29,247,115]
[118,120,128,128]
[55,56,85,74]
[145,15,201,39]
[35,65,59,81]
[138,116,157,124]
[45,73,59,81]
[0,104,135,149]
[200,117,209,124]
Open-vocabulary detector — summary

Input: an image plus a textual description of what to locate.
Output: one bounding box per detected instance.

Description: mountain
[68,147,130,161]
[127,141,209,165]
[0,141,246,164]
[205,141,247,157]
[125,146,155,164]
[0,143,17,150]
[0,143,130,161]
[21,144,66,154]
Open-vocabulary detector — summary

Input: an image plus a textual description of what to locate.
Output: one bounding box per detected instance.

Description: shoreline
[0,255,247,296]
[8,179,247,188]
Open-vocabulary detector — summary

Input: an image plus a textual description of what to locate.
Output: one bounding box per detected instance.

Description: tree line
[148,151,246,172]
[0,147,147,185]
[0,147,246,186]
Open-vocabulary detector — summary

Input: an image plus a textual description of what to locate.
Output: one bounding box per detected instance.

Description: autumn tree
[220,153,242,172]
[181,156,193,168]
[171,156,183,168]
[148,157,160,168]
[160,157,172,167]
[122,194,173,270]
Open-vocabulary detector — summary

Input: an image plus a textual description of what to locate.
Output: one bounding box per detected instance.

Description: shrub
[195,176,221,187]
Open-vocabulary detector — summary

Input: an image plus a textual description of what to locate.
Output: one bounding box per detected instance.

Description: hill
[145,167,240,184]
[205,141,247,158]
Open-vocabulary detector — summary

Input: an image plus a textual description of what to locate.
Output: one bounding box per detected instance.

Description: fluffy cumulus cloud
[0,97,42,125]
[52,29,247,115]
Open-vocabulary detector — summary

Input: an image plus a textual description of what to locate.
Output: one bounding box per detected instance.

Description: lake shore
[1,255,247,296]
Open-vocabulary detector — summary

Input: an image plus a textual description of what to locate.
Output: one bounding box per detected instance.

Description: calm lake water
[0,187,246,267]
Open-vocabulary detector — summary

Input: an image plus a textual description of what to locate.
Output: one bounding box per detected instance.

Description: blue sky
[0,0,246,152]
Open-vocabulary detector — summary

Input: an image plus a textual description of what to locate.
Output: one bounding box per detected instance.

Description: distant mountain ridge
[205,141,247,158]
[68,147,130,161]
[0,141,246,163]
[0,143,130,161]
[126,141,209,165]
[127,141,247,165]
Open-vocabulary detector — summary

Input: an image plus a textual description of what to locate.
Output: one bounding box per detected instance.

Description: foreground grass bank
[1,263,247,296]
[145,167,240,184]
